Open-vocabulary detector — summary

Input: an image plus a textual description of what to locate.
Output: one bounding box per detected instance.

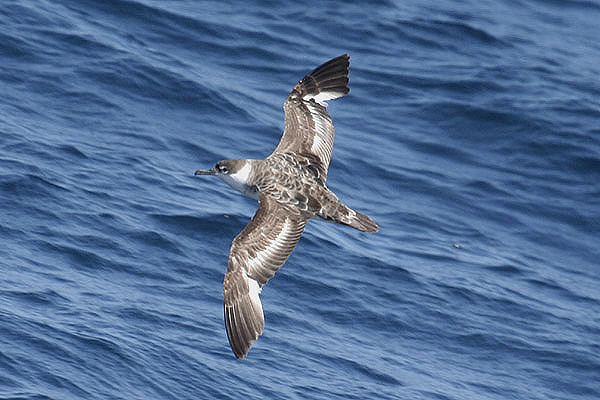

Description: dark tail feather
[341,208,379,233]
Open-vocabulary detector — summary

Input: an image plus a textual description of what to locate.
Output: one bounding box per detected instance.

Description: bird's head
[194,159,254,191]
[194,159,236,177]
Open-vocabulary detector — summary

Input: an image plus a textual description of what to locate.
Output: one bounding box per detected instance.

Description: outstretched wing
[223,194,309,359]
[271,54,350,179]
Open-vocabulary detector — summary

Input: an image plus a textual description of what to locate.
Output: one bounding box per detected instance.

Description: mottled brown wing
[223,194,308,359]
[272,54,350,179]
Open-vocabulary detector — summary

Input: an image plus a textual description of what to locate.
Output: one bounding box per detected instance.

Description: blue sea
[1,1,599,399]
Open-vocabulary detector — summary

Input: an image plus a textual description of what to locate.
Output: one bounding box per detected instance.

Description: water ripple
[1,0,599,399]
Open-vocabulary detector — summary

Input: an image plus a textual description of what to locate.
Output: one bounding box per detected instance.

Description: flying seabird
[195,54,378,359]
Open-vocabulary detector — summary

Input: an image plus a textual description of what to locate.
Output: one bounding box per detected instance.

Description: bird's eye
[218,165,229,174]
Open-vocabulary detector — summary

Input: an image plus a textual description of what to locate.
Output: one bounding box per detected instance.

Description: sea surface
[1,1,599,399]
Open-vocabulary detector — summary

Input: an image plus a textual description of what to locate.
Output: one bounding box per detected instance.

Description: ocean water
[1,0,599,399]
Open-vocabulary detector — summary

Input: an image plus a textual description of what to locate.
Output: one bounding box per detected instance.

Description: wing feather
[272,54,350,179]
[223,194,308,359]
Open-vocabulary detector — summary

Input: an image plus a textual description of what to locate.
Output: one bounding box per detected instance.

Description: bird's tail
[341,208,379,233]
[318,203,379,233]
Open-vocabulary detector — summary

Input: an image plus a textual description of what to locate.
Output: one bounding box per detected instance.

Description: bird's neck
[219,160,259,200]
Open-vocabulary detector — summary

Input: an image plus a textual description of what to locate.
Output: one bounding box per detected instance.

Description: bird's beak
[194,167,216,176]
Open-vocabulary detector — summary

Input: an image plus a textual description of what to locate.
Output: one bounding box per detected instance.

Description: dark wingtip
[224,293,265,360]
[292,54,351,100]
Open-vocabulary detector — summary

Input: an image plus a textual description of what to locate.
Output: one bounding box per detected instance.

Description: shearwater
[194,54,378,359]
